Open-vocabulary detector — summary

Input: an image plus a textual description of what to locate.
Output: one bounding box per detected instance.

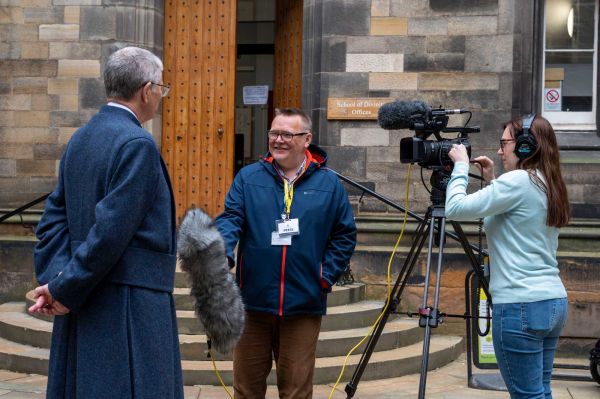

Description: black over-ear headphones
[514,113,537,160]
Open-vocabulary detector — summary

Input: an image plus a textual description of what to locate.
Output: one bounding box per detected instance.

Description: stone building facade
[0,0,598,340]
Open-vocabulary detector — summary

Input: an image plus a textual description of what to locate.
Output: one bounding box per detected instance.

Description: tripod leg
[344,209,432,399]
[417,211,447,399]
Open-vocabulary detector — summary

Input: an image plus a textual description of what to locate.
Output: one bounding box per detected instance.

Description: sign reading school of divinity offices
[327,98,392,120]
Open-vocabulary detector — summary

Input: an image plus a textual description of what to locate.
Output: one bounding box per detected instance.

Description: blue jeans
[492,298,568,399]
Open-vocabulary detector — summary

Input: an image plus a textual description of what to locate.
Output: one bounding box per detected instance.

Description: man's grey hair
[104,47,163,101]
[274,108,312,132]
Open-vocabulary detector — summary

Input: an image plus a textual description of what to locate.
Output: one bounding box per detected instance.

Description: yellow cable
[327,164,412,399]
[208,350,234,399]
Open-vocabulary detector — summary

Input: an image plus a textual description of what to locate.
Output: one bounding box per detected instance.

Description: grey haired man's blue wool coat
[34,105,184,399]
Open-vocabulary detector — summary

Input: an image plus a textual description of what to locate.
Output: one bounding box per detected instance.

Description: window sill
[557,130,600,151]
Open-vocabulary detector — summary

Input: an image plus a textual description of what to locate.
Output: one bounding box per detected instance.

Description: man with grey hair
[29,46,184,398]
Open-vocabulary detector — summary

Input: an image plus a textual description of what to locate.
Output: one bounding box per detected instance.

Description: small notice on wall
[327,98,392,120]
[543,88,561,112]
[243,85,269,105]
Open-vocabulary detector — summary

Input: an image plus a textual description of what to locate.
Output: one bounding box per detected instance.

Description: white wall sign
[243,85,269,105]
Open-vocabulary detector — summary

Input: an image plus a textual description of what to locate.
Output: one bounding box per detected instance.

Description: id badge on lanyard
[271,180,300,245]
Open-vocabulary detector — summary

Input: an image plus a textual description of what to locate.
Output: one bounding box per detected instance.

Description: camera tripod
[342,168,490,399]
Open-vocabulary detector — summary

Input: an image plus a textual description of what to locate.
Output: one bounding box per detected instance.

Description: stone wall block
[322,146,366,177]
[0,95,31,111]
[347,36,427,55]
[404,53,465,72]
[21,42,50,59]
[0,24,38,42]
[33,143,66,160]
[48,78,78,95]
[320,37,346,72]
[59,95,78,111]
[321,72,369,98]
[57,59,100,77]
[448,16,498,35]
[0,177,30,193]
[0,127,54,144]
[49,42,101,59]
[371,0,390,17]
[81,6,116,40]
[429,0,498,15]
[0,43,20,60]
[371,17,408,36]
[16,159,56,176]
[0,60,57,78]
[14,111,50,127]
[58,127,77,144]
[39,24,79,41]
[567,185,584,203]
[0,144,33,159]
[465,35,513,72]
[583,185,600,204]
[0,111,14,127]
[0,7,23,24]
[418,72,499,91]
[323,1,370,36]
[0,159,17,177]
[80,78,105,109]
[53,0,101,5]
[50,110,92,127]
[426,36,466,53]
[389,0,431,17]
[23,7,62,23]
[31,94,58,111]
[64,6,80,24]
[341,127,389,147]
[347,53,404,73]
[408,18,448,36]
[367,146,399,163]
[12,77,48,95]
[369,72,418,91]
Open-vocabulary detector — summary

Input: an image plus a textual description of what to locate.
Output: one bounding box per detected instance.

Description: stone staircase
[0,269,464,386]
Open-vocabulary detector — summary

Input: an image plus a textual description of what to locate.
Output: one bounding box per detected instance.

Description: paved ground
[0,354,597,398]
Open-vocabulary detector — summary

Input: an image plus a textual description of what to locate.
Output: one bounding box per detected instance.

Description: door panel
[162,0,236,219]
[274,0,303,109]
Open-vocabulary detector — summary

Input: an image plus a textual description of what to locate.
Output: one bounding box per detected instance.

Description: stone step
[0,336,48,376]
[176,300,387,334]
[0,302,422,359]
[355,215,600,252]
[181,318,420,360]
[180,335,464,385]
[173,282,367,310]
[0,321,463,385]
[0,303,52,349]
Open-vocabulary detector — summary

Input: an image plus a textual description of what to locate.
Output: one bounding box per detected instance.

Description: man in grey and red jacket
[216,108,357,399]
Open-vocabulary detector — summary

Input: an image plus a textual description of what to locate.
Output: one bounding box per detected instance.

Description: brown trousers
[233,311,322,399]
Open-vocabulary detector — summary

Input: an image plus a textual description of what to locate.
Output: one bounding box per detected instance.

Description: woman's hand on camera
[449,144,469,164]
[473,156,495,182]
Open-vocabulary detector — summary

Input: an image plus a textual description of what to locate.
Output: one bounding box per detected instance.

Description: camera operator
[445,114,570,399]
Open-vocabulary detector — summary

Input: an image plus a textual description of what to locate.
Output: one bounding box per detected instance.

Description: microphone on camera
[377,100,431,130]
[377,100,468,130]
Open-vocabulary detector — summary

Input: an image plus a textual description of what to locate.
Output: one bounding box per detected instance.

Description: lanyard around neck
[283,180,294,218]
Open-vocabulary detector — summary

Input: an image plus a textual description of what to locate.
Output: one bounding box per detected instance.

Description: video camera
[378,100,480,168]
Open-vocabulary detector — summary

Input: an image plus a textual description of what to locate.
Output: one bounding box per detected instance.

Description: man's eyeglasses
[150,82,170,97]
[267,130,309,142]
[499,139,515,150]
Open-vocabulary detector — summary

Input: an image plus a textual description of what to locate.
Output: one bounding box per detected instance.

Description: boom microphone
[177,208,245,353]
[377,100,431,130]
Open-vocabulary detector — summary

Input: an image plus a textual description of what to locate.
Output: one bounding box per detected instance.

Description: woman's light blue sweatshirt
[445,161,567,304]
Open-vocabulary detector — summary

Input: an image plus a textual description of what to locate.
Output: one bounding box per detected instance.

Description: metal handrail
[0,193,50,224]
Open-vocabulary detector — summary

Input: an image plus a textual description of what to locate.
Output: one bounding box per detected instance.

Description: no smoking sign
[544,88,561,111]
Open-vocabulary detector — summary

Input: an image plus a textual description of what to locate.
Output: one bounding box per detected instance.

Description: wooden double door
[161,0,303,220]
